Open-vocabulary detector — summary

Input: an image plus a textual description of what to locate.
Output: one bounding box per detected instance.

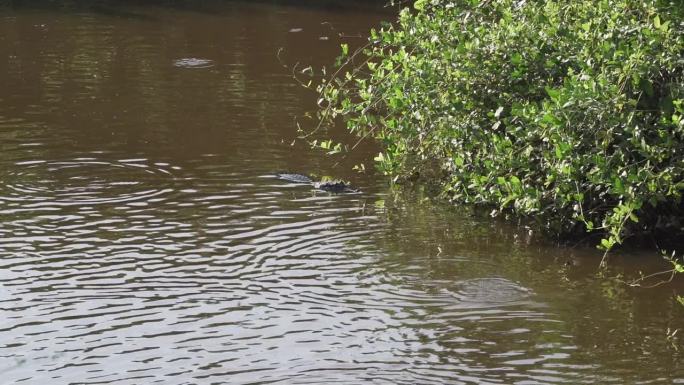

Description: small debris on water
[173,58,214,68]
[289,28,303,33]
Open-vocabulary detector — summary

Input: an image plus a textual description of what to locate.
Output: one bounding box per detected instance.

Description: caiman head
[313,180,355,193]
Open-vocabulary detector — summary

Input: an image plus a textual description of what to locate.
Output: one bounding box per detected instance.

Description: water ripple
[0,164,589,384]
[0,158,179,209]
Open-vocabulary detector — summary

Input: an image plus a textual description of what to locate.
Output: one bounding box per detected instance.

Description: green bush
[317,0,684,255]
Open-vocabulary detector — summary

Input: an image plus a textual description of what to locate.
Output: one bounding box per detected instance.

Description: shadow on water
[375,187,684,378]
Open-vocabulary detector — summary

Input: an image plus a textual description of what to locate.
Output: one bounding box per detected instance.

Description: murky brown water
[1,2,682,384]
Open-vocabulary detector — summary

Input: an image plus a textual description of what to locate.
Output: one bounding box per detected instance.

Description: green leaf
[510,52,523,66]
[600,238,613,250]
[545,87,560,101]
[660,20,670,32]
[640,79,654,97]
[554,145,563,159]
[613,177,625,194]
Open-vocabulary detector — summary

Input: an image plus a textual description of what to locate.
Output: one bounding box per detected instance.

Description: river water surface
[0,2,682,384]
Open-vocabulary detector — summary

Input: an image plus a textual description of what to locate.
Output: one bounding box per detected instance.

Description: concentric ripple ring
[0,158,179,207]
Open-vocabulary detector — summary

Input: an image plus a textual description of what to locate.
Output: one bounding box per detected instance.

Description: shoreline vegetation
[308,0,684,281]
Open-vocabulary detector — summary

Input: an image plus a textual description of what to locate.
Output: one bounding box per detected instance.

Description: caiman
[275,173,359,193]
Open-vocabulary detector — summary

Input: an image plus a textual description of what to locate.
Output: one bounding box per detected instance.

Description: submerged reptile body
[275,173,358,193]
[276,173,314,184]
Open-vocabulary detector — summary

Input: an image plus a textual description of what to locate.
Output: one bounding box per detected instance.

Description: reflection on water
[0,2,682,384]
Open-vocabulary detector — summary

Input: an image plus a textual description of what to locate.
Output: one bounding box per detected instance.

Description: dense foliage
[316,0,684,257]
